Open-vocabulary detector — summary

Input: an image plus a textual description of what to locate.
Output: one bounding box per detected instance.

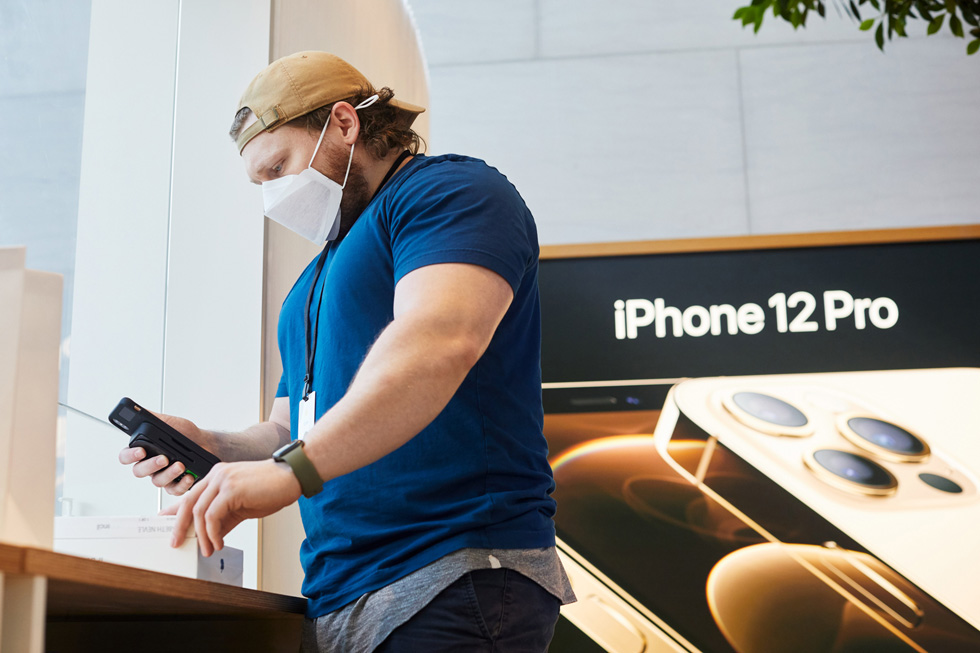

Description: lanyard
[302,150,413,400]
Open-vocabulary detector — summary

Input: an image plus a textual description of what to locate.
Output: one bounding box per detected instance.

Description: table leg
[0,572,46,653]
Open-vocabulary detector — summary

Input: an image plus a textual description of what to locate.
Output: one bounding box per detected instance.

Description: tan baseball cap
[235,51,425,154]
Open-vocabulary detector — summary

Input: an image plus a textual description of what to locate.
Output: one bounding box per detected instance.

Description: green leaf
[968,39,980,55]
[945,0,956,14]
[849,0,861,20]
[860,18,876,30]
[917,2,935,22]
[927,15,944,34]
[875,22,885,50]
[950,13,964,37]
[962,6,979,28]
[733,7,749,20]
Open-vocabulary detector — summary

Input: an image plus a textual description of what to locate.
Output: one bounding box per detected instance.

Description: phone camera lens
[919,473,963,494]
[807,449,897,496]
[731,392,808,428]
[840,416,929,462]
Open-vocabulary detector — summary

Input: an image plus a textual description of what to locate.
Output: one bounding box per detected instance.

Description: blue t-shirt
[275,153,556,617]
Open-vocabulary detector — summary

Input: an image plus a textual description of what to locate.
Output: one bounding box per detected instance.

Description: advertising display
[539,227,980,653]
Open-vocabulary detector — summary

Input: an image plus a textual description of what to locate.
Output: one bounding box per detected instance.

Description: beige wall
[262,0,431,418]
[258,0,430,596]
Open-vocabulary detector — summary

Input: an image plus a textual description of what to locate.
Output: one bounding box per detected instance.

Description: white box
[54,516,243,587]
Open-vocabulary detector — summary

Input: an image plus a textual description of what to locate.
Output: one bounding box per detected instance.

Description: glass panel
[0,0,94,514]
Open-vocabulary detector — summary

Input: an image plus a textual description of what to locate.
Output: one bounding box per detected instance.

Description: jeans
[374,568,561,653]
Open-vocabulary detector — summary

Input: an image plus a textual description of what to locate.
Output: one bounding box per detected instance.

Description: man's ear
[330,102,361,145]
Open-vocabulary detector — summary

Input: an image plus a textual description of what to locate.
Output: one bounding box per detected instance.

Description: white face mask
[261,95,379,245]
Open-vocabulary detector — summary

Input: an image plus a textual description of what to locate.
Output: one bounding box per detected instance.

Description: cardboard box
[54,516,243,587]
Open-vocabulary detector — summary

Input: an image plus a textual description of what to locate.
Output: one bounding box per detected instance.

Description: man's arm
[168,262,514,555]
[212,397,292,461]
[119,396,291,495]
[301,261,513,481]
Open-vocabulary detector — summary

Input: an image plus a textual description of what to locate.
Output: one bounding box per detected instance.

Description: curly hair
[228,86,424,159]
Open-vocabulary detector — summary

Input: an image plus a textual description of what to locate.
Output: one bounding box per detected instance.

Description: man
[120,51,573,652]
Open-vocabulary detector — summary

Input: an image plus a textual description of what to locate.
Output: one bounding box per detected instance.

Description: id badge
[298,391,316,440]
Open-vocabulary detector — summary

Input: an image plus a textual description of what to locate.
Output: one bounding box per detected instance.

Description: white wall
[67,0,180,517]
[0,0,91,405]
[64,0,270,588]
[409,0,980,245]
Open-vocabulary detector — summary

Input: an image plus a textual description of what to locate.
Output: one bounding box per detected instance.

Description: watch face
[275,439,303,459]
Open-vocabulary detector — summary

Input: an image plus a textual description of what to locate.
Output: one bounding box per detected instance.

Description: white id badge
[298,392,316,440]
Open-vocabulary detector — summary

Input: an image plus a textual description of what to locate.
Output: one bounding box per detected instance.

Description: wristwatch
[272,440,324,498]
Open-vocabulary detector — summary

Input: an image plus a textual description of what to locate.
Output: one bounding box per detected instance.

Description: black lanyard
[302,150,413,400]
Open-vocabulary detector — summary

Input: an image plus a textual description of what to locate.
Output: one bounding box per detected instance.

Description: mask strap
[341,95,378,188]
[354,94,380,110]
[341,142,355,190]
[309,93,381,183]
[309,114,331,169]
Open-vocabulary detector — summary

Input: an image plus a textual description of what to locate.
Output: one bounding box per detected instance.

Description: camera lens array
[723,391,962,498]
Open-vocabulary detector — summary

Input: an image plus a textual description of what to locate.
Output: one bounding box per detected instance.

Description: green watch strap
[273,440,323,498]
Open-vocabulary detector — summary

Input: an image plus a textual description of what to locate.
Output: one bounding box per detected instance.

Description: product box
[54,516,243,587]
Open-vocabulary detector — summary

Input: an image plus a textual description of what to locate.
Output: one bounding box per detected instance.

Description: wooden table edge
[1,542,307,615]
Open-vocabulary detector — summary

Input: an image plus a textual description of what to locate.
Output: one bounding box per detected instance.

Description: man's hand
[118,413,210,496]
[161,459,302,556]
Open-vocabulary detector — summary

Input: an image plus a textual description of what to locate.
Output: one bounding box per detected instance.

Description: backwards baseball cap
[235,51,425,154]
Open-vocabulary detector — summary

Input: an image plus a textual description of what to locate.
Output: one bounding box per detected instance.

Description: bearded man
[120,51,573,652]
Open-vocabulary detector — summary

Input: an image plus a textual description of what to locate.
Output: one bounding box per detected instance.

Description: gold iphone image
[545,375,980,652]
[658,368,980,635]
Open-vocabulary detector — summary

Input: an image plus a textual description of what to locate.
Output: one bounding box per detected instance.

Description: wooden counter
[0,542,306,652]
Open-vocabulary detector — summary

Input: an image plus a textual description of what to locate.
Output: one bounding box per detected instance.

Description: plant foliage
[733,0,980,55]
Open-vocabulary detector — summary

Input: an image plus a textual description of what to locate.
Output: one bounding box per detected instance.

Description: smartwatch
[272,439,324,498]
